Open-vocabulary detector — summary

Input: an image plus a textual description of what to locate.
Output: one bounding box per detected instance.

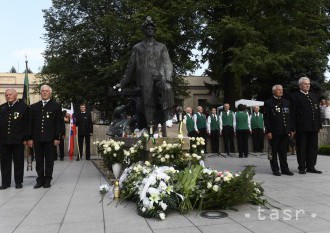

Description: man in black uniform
[291,77,322,174]
[74,104,93,161]
[0,89,29,189]
[28,85,64,188]
[264,85,294,176]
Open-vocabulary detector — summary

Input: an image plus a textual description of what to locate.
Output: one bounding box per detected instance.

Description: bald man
[0,89,29,189]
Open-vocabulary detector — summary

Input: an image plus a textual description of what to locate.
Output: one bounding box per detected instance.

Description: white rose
[201,141,205,145]
[192,153,197,158]
[196,142,200,146]
[159,212,166,220]
[201,150,204,154]
[113,153,117,157]
[159,202,168,211]
[207,182,212,189]
[165,154,170,159]
[196,156,201,160]
[150,148,155,152]
[212,185,219,192]
[215,177,221,182]
[141,207,146,212]
[160,157,166,162]
[145,161,151,166]
[192,144,197,148]
[114,146,120,151]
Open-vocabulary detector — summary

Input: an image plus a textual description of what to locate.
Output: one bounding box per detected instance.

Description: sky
[0,0,52,73]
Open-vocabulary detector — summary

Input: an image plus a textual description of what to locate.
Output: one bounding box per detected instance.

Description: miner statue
[114,16,174,136]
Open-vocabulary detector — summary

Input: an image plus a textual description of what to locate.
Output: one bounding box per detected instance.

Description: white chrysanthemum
[159,202,168,211]
[159,212,166,220]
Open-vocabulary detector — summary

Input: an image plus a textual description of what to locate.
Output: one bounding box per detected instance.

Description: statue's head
[142,16,156,37]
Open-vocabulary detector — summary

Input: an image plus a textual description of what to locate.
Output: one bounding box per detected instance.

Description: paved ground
[0,153,330,233]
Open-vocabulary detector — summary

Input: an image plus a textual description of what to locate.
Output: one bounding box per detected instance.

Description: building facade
[0,73,40,104]
[183,76,222,111]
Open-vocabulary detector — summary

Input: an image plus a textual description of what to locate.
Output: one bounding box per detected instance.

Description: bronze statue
[115,17,174,132]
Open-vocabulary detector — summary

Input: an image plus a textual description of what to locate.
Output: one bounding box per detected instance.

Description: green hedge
[318,145,330,155]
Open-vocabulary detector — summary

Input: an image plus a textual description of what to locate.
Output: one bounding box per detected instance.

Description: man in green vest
[220,103,236,156]
[250,106,265,153]
[183,107,196,137]
[235,104,251,158]
[207,107,220,155]
[193,106,207,151]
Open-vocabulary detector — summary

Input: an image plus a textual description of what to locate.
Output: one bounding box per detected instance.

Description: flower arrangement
[119,162,267,220]
[94,140,126,167]
[99,184,110,203]
[123,140,144,165]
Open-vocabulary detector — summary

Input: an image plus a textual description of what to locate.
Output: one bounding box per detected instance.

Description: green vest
[221,111,234,127]
[196,113,206,129]
[186,114,194,132]
[210,115,220,130]
[251,113,264,129]
[236,111,249,130]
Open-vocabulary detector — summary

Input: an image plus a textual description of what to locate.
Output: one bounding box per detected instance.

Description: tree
[9,66,17,73]
[198,0,330,104]
[40,0,199,117]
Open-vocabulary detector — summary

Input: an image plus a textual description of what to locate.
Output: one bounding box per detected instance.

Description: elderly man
[264,85,294,176]
[250,105,265,153]
[183,107,195,137]
[0,89,29,189]
[193,106,207,150]
[28,85,65,188]
[291,77,322,174]
[220,103,236,156]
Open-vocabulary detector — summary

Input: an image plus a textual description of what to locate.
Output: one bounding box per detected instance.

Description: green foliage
[198,0,330,104]
[9,66,17,73]
[175,164,203,213]
[318,145,330,155]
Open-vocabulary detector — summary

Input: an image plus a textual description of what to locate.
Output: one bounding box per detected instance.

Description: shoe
[299,170,306,174]
[282,171,294,176]
[60,158,64,161]
[86,157,90,160]
[0,186,9,190]
[43,183,51,188]
[76,158,80,161]
[273,171,281,176]
[34,183,44,189]
[15,184,23,189]
[306,169,322,174]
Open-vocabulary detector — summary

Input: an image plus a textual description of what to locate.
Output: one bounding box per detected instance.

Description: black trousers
[0,144,24,187]
[237,130,249,157]
[270,134,289,173]
[252,128,264,152]
[296,131,318,171]
[197,128,207,151]
[34,142,55,185]
[187,131,196,138]
[78,135,90,159]
[222,126,235,154]
[210,130,220,153]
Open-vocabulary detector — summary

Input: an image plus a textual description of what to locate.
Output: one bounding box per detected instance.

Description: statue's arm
[120,46,137,87]
[161,46,173,82]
